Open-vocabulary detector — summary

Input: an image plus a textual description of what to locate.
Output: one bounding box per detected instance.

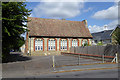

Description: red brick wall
[25,32,28,54]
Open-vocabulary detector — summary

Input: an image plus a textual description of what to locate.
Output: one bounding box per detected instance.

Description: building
[110,25,120,44]
[91,29,113,45]
[25,17,92,55]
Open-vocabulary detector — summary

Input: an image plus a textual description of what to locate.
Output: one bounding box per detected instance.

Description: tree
[2,2,31,62]
[97,41,103,46]
[112,25,120,45]
[82,41,89,46]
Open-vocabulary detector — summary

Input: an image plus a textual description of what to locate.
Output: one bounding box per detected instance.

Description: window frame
[34,38,44,51]
[71,39,79,47]
[60,39,68,51]
[48,39,56,51]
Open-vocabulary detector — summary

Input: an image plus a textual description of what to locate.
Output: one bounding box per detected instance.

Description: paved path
[34,68,118,78]
[55,63,118,72]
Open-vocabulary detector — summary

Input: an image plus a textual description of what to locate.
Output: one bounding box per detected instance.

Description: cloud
[107,20,118,29]
[40,0,84,2]
[88,20,118,33]
[32,0,84,18]
[26,0,119,2]
[114,0,120,3]
[90,1,119,33]
[92,5,118,20]
[88,25,104,33]
[83,7,93,12]
[26,0,85,2]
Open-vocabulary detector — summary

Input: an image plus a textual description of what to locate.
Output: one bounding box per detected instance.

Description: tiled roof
[27,17,92,38]
[101,30,113,40]
[92,30,113,41]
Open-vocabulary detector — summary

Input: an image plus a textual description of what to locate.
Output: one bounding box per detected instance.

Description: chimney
[82,20,88,27]
[61,18,66,20]
[104,25,108,31]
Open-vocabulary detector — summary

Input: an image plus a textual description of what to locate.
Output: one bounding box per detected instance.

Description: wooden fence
[70,45,120,57]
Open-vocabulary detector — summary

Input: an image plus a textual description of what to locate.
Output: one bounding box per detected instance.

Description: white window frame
[61,39,67,50]
[48,39,56,50]
[72,39,78,47]
[35,39,43,51]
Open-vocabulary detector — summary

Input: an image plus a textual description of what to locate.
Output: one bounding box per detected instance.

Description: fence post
[52,56,55,70]
[116,53,118,63]
[87,46,88,54]
[102,54,104,63]
[117,45,119,63]
[78,55,80,65]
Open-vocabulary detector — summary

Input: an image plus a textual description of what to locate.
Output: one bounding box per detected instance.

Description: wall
[27,37,92,56]
[102,39,111,44]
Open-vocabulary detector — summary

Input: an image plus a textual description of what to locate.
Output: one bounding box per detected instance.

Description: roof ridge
[92,29,113,34]
[28,17,83,22]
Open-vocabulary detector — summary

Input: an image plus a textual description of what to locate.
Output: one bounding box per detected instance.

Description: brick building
[25,17,93,55]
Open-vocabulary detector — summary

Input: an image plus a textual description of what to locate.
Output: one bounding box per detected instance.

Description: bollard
[52,56,55,70]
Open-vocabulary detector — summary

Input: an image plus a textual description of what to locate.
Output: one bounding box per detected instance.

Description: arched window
[35,39,43,51]
[72,39,78,47]
[60,39,68,50]
[48,39,56,50]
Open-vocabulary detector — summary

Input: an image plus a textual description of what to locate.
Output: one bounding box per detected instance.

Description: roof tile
[28,17,92,38]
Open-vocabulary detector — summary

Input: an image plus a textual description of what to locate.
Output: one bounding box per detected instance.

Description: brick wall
[25,32,28,54]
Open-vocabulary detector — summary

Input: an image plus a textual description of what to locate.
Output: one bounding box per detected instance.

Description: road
[33,68,119,78]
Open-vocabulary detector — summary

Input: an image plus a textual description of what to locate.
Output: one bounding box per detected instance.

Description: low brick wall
[24,51,69,56]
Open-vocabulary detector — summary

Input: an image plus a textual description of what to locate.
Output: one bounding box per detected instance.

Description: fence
[70,44,120,57]
[69,44,120,63]
[53,45,119,68]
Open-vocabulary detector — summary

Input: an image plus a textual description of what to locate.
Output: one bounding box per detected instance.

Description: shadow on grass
[2,52,32,63]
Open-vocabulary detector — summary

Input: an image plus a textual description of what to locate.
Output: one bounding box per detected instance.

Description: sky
[25,0,119,33]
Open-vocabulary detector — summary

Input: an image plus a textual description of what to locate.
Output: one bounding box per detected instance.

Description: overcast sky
[25,0,120,33]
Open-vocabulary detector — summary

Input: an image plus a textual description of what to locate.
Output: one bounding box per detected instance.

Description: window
[72,39,78,47]
[60,39,67,50]
[48,39,56,50]
[35,39,43,51]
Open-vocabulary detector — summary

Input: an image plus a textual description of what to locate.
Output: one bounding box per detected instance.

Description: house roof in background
[110,25,120,36]
[92,30,113,41]
[27,17,92,38]
[118,25,120,28]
